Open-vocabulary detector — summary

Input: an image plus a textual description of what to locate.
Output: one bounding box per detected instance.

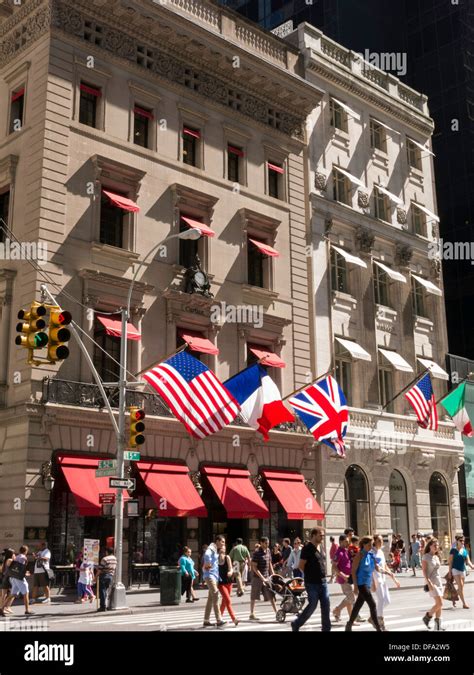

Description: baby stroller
[268,574,307,623]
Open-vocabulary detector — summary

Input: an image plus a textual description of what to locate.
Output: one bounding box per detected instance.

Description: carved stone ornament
[395,243,413,267]
[324,218,333,233]
[430,256,441,281]
[314,172,327,191]
[357,190,370,209]
[355,226,375,253]
[396,207,407,225]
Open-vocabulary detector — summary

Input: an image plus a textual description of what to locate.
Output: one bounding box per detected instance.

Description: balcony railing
[41,379,307,434]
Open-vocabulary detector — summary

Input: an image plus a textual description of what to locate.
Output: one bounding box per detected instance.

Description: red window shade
[181,215,215,238]
[267,162,284,174]
[134,106,154,120]
[202,466,269,519]
[262,469,325,520]
[136,462,207,517]
[97,315,141,341]
[11,88,25,102]
[80,83,102,97]
[228,145,244,157]
[248,344,286,368]
[248,238,280,258]
[102,190,140,213]
[183,127,201,139]
[178,329,219,355]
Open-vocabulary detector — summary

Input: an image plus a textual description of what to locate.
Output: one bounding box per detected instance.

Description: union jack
[404,373,438,431]
[289,375,349,457]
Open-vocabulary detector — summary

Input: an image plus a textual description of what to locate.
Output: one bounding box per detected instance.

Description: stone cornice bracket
[78,269,154,295]
[238,207,281,238]
[430,257,441,282]
[170,183,218,220]
[0,268,16,306]
[0,154,19,187]
[91,154,146,194]
[417,450,436,468]
[324,217,333,233]
[355,226,375,253]
[395,243,413,268]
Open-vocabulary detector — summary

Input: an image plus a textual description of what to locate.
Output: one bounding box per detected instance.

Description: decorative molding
[239,208,281,236]
[357,190,370,209]
[355,226,374,253]
[430,257,441,282]
[91,154,146,192]
[0,154,18,188]
[235,23,286,65]
[395,243,413,267]
[0,2,51,66]
[314,172,327,191]
[396,207,407,225]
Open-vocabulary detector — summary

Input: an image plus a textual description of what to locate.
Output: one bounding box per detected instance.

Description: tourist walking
[371,534,400,631]
[2,546,33,616]
[0,548,14,612]
[202,535,226,627]
[409,534,422,576]
[421,538,445,631]
[97,546,117,612]
[229,538,251,596]
[448,534,474,609]
[288,538,303,578]
[329,537,338,582]
[218,542,238,625]
[291,528,331,632]
[179,546,199,603]
[281,538,292,576]
[345,536,386,632]
[249,537,277,621]
[332,535,355,623]
[31,542,52,605]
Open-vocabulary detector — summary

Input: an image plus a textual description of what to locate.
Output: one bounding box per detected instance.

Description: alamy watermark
[0,238,48,265]
[356,49,407,77]
[210,301,263,328]
[429,239,474,265]
[353,430,409,454]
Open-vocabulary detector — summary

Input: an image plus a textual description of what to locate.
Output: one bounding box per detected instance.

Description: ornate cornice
[0,0,51,64]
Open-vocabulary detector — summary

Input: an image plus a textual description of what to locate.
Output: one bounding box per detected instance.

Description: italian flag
[440,382,473,437]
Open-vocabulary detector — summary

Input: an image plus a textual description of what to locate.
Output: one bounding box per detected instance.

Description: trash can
[160,566,181,606]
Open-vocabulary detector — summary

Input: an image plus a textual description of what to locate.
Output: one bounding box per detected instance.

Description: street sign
[99,493,116,504]
[95,468,117,478]
[98,459,117,470]
[124,451,141,461]
[109,477,136,491]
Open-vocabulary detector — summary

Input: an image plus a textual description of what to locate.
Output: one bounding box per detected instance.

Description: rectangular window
[183,126,200,167]
[133,106,152,148]
[412,205,427,236]
[9,86,25,134]
[370,119,386,152]
[330,248,349,293]
[335,358,352,406]
[267,162,283,199]
[179,216,200,268]
[333,169,350,205]
[227,145,243,183]
[330,99,348,132]
[407,139,422,170]
[79,82,101,128]
[378,367,394,412]
[375,189,389,221]
[93,321,120,381]
[100,192,125,248]
[412,278,426,317]
[247,237,265,288]
[0,190,10,244]
[373,262,390,306]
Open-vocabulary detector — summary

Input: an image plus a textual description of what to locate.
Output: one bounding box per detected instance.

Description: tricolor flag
[143,351,240,439]
[404,373,438,431]
[440,382,473,437]
[289,376,349,457]
[224,364,294,441]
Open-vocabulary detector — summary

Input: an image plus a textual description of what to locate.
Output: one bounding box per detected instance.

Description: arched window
[344,465,370,536]
[389,470,409,544]
[429,472,450,540]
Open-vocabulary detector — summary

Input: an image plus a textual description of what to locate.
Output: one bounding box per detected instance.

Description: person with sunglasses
[448,535,474,610]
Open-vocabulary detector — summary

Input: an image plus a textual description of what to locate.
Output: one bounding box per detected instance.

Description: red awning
[248,345,286,368]
[57,455,129,517]
[183,127,201,139]
[179,329,219,355]
[137,462,207,517]
[97,315,141,341]
[202,466,269,519]
[267,162,284,174]
[80,83,101,97]
[248,238,280,258]
[11,88,25,102]
[181,216,215,238]
[102,190,140,213]
[134,106,154,119]
[228,145,244,157]
[262,469,325,520]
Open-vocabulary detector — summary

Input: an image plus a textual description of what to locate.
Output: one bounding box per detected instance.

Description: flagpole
[282,367,336,401]
[435,372,474,406]
[134,343,188,377]
[380,368,430,412]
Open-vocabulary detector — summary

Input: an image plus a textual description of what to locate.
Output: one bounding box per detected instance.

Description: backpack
[6,560,27,580]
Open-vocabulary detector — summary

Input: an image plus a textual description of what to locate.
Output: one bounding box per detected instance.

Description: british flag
[404,373,438,431]
[289,375,349,457]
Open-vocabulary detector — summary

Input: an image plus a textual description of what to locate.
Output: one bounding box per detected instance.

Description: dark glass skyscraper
[221,0,474,358]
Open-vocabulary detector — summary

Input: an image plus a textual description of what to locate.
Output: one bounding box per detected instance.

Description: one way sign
[109,477,136,491]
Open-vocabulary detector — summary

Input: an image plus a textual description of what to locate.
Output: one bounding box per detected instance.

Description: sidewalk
[23,565,473,619]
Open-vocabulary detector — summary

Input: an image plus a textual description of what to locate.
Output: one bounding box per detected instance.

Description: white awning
[412,274,442,297]
[412,202,440,223]
[335,166,365,188]
[376,184,403,206]
[372,118,400,135]
[409,138,435,157]
[336,337,372,361]
[332,245,367,268]
[417,358,449,381]
[378,348,414,372]
[331,97,360,120]
[374,260,407,283]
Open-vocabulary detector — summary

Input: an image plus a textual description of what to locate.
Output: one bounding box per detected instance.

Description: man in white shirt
[31,542,52,604]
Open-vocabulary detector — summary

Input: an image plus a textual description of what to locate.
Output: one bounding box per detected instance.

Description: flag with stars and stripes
[404,373,438,431]
[143,351,240,439]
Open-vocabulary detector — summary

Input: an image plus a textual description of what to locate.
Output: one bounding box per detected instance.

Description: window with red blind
[9,86,25,134]
[183,126,201,167]
[79,82,101,128]
[0,190,10,244]
[133,106,153,148]
[267,162,283,199]
[227,145,243,183]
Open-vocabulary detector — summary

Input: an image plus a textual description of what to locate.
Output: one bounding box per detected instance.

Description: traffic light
[48,309,72,362]
[15,303,48,351]
[129,407,145,447]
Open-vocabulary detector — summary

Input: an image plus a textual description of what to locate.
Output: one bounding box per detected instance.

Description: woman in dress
[422,538,445,631]
[371,534,400,631]
[448,534,474,609]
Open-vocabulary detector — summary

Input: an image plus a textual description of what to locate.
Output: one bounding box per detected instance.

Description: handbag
[423,583,430,592]
[6,560,27,580]
[41,562,55,582]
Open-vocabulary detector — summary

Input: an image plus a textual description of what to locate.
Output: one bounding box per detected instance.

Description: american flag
[404,373,438,430]
[143,351,240,439]
[289,375,349,457]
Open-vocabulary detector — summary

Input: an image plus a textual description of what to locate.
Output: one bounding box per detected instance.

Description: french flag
[225,364,294,441]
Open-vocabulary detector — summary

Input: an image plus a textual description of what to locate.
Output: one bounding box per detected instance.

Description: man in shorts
[249,537,277,621]
[31,542,51,604]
